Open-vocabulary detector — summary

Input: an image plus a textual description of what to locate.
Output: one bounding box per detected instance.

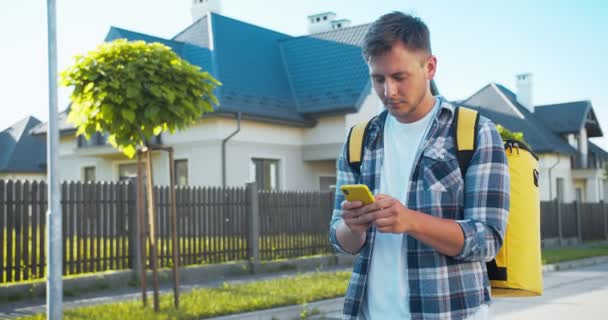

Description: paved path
[317,261,608,320]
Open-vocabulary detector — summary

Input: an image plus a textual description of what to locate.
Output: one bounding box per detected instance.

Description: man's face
[368,41,436,123]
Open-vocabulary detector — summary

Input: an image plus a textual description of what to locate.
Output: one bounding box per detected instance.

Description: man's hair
[362,11,432,59]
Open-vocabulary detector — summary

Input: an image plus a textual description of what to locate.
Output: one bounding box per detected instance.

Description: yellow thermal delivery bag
[347,106,543,297]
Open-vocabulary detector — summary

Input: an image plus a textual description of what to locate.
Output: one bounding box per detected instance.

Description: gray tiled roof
[589,141,608,158]
[0,117,46,173]
[30,107,74,136]
[460,84,577,155]
[534,101,603,138]
[32,13,442,135]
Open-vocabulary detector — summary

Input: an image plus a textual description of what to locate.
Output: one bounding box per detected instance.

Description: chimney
[191,0,222,22]
[331,19,352,30]
[307,12,338,34]
[515,73,534,112]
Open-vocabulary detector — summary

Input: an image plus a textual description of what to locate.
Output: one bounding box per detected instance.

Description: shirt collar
[367,96,456,140]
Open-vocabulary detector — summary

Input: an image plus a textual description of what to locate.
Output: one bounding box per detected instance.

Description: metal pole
[136,152,147,306]
[168,148,180,308]
[46,0,63,319]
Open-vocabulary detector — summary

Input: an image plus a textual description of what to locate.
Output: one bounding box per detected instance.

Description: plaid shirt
[329,98,510,320]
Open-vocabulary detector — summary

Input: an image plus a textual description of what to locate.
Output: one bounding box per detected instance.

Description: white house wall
[303,115,346,146]
[538,153,574,202]
[345,91,382,130]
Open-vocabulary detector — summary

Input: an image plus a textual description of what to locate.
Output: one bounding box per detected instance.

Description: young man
[329,12,510,320]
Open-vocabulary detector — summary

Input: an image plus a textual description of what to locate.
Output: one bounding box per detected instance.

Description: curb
[542,255,608,273]
[205,298,344,320]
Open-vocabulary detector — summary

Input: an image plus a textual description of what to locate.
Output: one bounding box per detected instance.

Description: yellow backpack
[347,107,543,297]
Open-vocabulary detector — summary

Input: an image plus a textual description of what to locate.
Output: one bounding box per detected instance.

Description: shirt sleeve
[329,141,364,255]
[453,117,510,262]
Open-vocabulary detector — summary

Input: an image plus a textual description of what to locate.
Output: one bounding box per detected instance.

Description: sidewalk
[1,255,607,320]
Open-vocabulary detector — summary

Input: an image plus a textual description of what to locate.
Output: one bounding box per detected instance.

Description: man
[329,12,510,320]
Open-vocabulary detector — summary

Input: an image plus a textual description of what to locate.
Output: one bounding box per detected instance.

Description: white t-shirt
[361,97,490,320]
[362,98,439,319]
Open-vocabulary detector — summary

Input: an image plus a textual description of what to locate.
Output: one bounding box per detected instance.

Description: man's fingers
[341,200,363,210]
[374,216,394,228]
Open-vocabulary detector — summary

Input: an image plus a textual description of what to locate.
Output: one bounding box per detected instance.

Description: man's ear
[426,55,437,80]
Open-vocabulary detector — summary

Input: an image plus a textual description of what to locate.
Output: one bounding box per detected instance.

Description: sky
[0,0,607,149]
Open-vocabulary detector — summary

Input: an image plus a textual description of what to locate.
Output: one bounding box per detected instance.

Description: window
[118,163,139,182]
[319,176,336,191]
[337,23,342,28]
[316,17,320,22]
[252,158,279,191]
[174,159,188,186]
[77,132,108,148]
[575,188,583,203]
[83,166,96,182]
[323,16,327,20]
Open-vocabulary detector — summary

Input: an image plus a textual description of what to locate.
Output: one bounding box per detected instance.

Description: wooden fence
[0,180,335,283]
[541,199,608,244]
[2,179,608,284]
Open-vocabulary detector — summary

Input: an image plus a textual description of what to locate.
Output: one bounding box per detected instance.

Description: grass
[541,244,608,264]
[14,271,351,320]
[1,229,331,283]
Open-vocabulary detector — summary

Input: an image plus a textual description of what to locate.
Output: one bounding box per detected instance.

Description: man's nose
[383,80,396,97]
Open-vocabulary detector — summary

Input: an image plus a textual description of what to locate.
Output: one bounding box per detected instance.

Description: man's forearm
[336,221,367,254]
[407,210,464,257]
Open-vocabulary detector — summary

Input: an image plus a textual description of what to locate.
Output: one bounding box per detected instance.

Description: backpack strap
[454,106,480,177]
[347,118,374,173]
[347,106,479,175]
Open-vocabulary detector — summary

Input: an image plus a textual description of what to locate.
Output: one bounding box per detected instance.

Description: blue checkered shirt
[329,99,510,320]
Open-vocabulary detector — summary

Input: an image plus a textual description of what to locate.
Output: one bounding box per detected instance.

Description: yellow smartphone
[340,184,375,205]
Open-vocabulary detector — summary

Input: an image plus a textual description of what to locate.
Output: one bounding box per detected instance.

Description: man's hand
[341,200,373,234]
[370,194,414,233]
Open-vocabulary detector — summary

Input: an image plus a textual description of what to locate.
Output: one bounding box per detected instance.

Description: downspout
[548,155,561,200]
[222,112,241,188]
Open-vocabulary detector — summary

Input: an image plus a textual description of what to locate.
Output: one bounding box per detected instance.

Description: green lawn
[541,244,608,264]
[15,271,351,320]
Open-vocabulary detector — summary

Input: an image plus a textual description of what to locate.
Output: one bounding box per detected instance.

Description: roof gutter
[222,112,241,188]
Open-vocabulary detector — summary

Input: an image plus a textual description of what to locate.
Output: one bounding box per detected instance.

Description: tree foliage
[61,39,221,158]
[497,124,530,149]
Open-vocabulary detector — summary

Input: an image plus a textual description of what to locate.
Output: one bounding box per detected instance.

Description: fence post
[556,199,564,246]
[575,201,583,244]
[246,182,260,270]
[128,179,142,278]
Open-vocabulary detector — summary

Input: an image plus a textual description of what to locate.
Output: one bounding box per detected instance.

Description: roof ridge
[281,23,371,42]
[109,26,183,44]
[172,16,207,40]
[490,83,525,119]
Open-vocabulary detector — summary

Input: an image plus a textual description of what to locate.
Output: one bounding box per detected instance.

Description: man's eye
[374,78,385,84]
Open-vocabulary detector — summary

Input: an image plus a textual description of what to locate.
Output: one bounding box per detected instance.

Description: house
[30,2,400,191]
[460,74,608,203]
[0,116,47,181]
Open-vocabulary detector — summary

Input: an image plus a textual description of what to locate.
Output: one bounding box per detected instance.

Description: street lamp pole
[46,0,63,319]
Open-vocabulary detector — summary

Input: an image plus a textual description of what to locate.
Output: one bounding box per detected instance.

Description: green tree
[61,39,220,158]
[61,39,220,311]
